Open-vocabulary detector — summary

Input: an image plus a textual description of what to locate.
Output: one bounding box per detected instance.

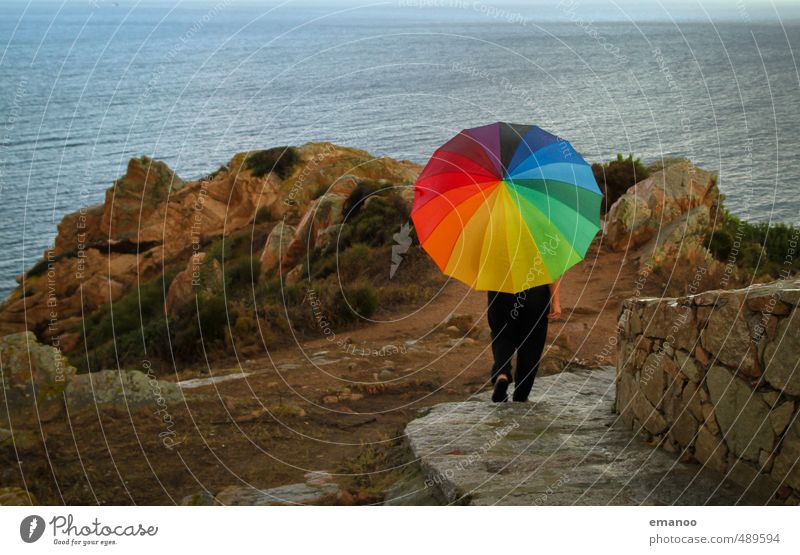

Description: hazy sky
[4,0,799,22]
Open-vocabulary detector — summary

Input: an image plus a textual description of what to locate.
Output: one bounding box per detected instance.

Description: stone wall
[615,277,800,504]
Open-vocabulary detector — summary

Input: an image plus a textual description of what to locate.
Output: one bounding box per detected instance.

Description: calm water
[1,1,799,299]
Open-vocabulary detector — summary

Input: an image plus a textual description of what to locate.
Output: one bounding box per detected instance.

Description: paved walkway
[403,367,777,505]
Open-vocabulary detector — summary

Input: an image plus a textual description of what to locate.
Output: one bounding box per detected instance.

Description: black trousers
[487,284,550,401]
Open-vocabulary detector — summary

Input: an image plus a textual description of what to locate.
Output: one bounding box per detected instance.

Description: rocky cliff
[0,144,420,352]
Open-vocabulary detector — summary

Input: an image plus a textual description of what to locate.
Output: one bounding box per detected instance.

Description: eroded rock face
[164,252,223,317]
[280,192,348,272]
[604,160,719,252]
[259,222,296,275]
[0,143,420,348]
[0,332,75,426]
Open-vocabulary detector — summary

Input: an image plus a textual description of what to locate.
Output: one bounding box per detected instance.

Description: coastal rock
[281,192,347,271]
[259,222,296,274]
[0,143,420,347]
[604,160,718,251]
[0,332,75,426]
[165,252,207,317]
[101,156,186,244]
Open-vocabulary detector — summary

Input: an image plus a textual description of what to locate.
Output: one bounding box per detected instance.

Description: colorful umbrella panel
[412,122,602,293]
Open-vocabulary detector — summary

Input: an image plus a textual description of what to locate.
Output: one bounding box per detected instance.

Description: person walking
[488,276,562,403]
[410,123,601,404]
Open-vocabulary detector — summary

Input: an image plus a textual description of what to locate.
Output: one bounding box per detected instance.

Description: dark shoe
[511,391,528,403]
[492,377,509,403]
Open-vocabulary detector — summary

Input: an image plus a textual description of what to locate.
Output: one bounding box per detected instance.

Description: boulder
[214,482,338,506]
[0,332,75,426]
[65,368,184,412]
[604,160,718,251]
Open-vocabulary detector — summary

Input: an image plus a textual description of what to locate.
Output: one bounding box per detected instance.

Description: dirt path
[15,238,663,504]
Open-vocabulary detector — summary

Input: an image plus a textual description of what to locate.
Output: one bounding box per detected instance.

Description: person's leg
[512,285,550,402]
[487,291,515,401]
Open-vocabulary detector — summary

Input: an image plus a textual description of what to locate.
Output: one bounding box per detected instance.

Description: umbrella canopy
[412,122,602,294]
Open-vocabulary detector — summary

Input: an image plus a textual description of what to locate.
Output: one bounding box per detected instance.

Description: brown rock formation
[604,159,719,252]
[0,143,420,349]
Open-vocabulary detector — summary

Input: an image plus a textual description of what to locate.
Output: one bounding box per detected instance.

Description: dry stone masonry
[616,276,800,504]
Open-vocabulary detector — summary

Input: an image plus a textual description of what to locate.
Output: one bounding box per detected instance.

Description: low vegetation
[591,153,650,214]
[245,146,299,179]
[72,177,443,374]
[704,204,800,282]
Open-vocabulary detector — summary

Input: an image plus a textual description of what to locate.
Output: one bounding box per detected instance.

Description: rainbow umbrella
[412,122,602,293]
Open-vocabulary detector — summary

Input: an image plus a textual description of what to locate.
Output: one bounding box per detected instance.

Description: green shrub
[342,180,384,219]
[340,192,411,248]
[171,293,228,359]
[310,183,328,200]
[707,228,734,260]
[200,165,227,182]
[348,281,379,318]
[71,272,231,373]
[252,206,271,225]
[206,233,250,265]
[245,147,299,179]
[83,273,175,347]
[591,153,650,214]
[705,207,800,282]
[336,243,372,282]
[224,256,261,289]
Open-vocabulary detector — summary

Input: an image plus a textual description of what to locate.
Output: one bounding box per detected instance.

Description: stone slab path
[404,367,777,505]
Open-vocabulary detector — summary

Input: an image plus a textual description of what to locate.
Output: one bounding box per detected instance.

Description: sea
[1,0,799,299]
